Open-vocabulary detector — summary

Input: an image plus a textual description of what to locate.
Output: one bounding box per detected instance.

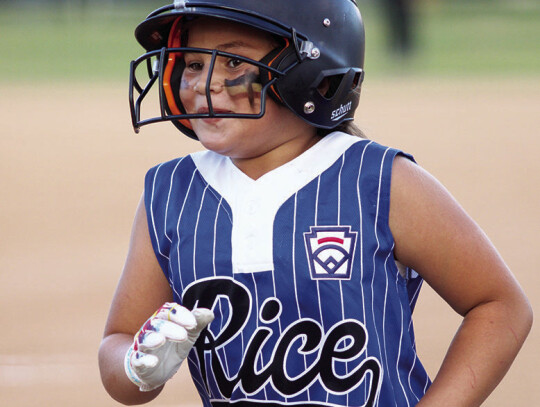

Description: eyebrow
[215,41,256,52]
[182,41,260,59]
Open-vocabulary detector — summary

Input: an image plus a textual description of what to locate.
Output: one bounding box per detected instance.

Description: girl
[99,1,532,406]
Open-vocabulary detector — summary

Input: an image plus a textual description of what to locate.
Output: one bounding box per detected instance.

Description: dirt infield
[1,78,538,406]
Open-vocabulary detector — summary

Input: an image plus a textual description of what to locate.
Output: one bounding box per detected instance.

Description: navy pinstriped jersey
[144,132,431,406]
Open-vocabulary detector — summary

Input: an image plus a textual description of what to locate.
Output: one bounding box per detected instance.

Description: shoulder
[390,156,443,207]
[389,156,469,269]
[389,156,441,224]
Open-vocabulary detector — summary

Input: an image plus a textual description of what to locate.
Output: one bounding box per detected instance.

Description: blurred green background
[1,0,539,83]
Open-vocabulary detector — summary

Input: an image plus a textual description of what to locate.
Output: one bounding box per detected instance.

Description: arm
[98,195,174,405]
[389,157,532,407]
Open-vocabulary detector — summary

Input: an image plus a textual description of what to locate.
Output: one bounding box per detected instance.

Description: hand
[124,302,214,391]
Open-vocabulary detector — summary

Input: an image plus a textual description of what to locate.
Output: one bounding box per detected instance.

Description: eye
[227,58,244,69]
[186,61,203,72]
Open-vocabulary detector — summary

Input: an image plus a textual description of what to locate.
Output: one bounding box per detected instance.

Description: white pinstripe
[395,289,410,407]
[292,192,310,401]
[149,163,182,299]
[408,348,421,402]
[292,193,302,319]
[150,163,169,260]
[382,250,395,406]
[336,154,350,406]
[370,147,389,369]
[314,175,325,331]
[212,197,223,277]
[175,169,199,293]
[250,272,270,400]
[356,140,373,328]
[193,185,210,281]
[355,141,372,403]
[313,175,329,405]
[337,154,346,321]
[164,157,185,243]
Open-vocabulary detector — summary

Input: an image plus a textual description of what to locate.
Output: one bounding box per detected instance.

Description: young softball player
[99,1,532,406]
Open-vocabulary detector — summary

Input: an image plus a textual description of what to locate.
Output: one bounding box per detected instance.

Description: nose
[193,66,224,95]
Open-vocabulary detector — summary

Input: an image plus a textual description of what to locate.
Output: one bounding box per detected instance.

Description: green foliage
[1,1,539,83]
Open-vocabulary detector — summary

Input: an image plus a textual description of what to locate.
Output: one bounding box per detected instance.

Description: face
[178,18,317,165]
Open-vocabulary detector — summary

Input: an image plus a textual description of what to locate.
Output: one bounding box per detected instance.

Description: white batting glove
[124,302,214,391]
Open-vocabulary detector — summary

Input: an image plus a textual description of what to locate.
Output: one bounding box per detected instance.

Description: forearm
[98,333,163,405]
[417,298,532,407]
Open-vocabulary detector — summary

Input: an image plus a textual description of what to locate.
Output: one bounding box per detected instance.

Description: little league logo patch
[304,226,357,280]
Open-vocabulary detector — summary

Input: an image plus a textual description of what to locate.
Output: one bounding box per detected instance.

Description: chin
[195,125,246,154]
[197,134,235,156]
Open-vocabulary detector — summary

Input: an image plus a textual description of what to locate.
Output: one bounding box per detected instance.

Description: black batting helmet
[129,0,365,138]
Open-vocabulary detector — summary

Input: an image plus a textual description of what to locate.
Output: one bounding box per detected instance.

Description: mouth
[193,107,233,125]
[197,107,233,116]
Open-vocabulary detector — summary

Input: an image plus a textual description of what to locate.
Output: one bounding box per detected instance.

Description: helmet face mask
[129,0,365,138]
[129,45,286,138]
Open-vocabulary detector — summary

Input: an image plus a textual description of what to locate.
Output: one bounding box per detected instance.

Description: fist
[125,302,214,391]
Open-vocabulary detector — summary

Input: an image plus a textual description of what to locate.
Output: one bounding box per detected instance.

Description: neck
[232,133,322,180]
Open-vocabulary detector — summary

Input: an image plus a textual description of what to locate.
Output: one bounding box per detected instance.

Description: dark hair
[317,121,366,139]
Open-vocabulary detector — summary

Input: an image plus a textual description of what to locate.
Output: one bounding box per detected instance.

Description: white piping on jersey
[212,197,223,278]
[193,185,211,281]
[191,131,361,274]
[175,169,199,289]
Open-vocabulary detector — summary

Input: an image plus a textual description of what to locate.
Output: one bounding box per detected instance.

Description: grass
[362,0,540,78]
[0,1,539,83]
[0,3,151,82]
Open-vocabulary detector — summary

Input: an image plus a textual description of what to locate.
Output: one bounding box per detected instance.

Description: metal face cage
[129,44,302,137]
